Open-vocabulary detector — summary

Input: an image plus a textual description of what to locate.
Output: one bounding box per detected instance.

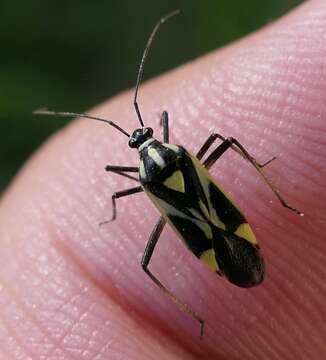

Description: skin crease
[0,0,325,359]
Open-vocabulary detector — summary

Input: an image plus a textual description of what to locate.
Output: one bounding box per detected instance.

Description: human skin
[0,0,325,359]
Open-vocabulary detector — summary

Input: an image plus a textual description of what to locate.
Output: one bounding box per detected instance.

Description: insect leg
[99,186,143,226]
[197,133,275,167]
[141,216,205,338]
[203,137,303,216]
[161,111,169,143]
[105,165,139,182]
[196,133,219,160]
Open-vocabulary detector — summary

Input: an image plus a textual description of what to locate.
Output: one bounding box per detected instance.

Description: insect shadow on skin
[34,10,303,339]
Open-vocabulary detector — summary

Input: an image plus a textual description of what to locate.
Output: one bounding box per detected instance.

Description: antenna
[133,10,180,128]
[33,109,130,137]
[34,11,180,136]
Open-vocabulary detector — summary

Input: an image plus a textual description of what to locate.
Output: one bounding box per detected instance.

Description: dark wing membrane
[168,215,213,258]
[208,181,246,233]
[212,227,265,287]
[189,153,263,286]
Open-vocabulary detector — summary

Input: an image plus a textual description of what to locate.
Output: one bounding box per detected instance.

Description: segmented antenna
[33,109,130,137]
[133,10,180,128]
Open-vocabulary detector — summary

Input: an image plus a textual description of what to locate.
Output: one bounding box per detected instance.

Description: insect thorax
[138,139,185,184]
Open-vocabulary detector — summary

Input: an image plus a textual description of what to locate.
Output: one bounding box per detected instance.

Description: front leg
[99,186,143,226]
[105,165,139,182]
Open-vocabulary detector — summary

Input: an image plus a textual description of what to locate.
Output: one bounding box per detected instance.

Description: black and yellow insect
[35,11,303,337]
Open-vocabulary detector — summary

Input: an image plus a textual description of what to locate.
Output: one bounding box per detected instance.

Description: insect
[35,10,303,337]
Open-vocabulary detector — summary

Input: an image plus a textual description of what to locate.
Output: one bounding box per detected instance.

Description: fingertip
[1,1,325,358]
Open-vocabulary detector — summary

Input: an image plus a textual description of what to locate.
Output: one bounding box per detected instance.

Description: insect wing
[144,149,264,286]
[143,147,215,255]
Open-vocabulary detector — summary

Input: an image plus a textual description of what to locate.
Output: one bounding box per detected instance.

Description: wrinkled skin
[0,1,325,359]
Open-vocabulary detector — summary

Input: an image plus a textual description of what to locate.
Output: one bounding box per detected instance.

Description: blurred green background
[0,0,303,193]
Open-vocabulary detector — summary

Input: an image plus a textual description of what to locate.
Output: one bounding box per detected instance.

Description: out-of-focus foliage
[0,0,303,192]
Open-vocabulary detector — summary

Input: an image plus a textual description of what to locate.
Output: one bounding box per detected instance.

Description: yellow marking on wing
[234,223,257,245]
[145,190,190,246]
[197,222,213,240]
[190,155,211,205]
[210,208,226,230]
[145,190,213,244]
[199,199,210,219]
[188,207,205,221]
[189,154,230,229]
[145,191,169,219]
[164,170,185,193]
[200,249,219,272]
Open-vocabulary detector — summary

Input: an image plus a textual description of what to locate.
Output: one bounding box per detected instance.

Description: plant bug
[35,10,303,338]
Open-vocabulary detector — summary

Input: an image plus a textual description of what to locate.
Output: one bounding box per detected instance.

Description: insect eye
[128,138,137,148]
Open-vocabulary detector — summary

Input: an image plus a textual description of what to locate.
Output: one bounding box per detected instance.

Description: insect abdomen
[212,228,264,287]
